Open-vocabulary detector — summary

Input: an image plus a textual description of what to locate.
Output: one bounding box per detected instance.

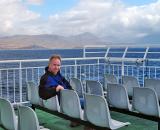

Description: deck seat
[42,96,60,112]
[18,105,50,130]
[27,81,43,106]
[107,83,132,111]
[84,94,130,129]
[133,87,160,117]
[0,98,18,130]
[60,89,83,120]
[104,74,118,91]
[122,75,140,97]
[70,77,84,98]
[144,78,160,101]
[86,80,104,97]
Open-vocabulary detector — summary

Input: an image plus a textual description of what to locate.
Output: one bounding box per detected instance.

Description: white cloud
[116,1,160,41]
[26,0,43,5]
[0,0,160,43]
[48,0,125,36]
[47,0,160,43]
[0,0,42,36]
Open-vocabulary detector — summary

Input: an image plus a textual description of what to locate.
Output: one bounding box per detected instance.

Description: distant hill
[0,33,105,49]
[18,45,47,50]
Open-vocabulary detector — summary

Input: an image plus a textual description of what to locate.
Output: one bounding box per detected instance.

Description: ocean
[0,49,83,60]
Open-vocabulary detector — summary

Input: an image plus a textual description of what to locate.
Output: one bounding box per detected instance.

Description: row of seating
[0,97,50,130]
[27,81,130,130]
[70,76,139,98]
[70,75,160,101]
[2,75,158,130]
[107,83,160,117]
[70,76,160,130]
[70,76,160,113]
[70,78,104,97]
[104,74,160,100]
[106,82,160,130]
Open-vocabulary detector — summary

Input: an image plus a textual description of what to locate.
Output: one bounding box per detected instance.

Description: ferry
[0,44,160,130]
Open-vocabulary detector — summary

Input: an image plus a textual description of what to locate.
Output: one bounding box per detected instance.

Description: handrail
[84,44,160,48]
[82,45,160,67]
[0,57,104,64]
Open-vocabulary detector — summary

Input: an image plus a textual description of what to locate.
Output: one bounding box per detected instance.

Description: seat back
[85,94,130,129]
[86,80,104,96]
[18,105,40,130]
[27,81,43,105]
[43,96,60,112]
[104,74,118,91]
[0,98,17,130]
[70,78,84,98]
[145,78,160,100]
[60,89,83,119]
[107,83,131,111]
[133,87,160,117]
[122,75,140,97]
[84,94,110,127]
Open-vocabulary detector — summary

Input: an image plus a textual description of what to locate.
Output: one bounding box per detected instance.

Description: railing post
[19,61,22,103]
[74,60,77,78]
[83,47,86,58]
[98,59,100,81]
[121,61,124,76]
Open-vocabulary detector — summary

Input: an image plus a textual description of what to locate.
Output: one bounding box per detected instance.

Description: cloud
[48,0,124,35]
[49,0,160,43]
[115,1,160,42]
[0,0,160,44]
[26,0,43,5]
[0,0,42,36]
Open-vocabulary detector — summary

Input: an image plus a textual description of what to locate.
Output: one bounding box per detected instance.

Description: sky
[0,0,160,43]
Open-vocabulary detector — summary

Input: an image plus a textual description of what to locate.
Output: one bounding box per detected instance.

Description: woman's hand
[56,85,64,92]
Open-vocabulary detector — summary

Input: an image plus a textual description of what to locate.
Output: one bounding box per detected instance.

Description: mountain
[0,33,105,49]
[69,32,102,43]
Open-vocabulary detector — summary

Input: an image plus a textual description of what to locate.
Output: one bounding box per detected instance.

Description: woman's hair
[49,54,61,63]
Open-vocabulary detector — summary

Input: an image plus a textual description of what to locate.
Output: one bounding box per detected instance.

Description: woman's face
[48,58,61,75]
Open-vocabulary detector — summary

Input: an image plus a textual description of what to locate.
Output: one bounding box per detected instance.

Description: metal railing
[0,57,103,103]
[1,57,160,104]
[1,44,160,104]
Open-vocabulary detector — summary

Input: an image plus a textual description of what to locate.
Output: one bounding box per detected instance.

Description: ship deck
[35,109,157,130]
[36,110,158,130]
[0,109,156,130]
